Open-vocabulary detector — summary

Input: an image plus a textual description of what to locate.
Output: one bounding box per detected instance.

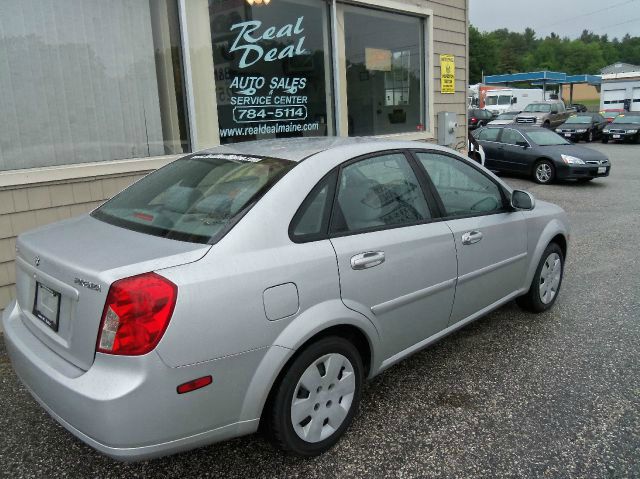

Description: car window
[476,128,500,141]
[331,153,431,234]
[290,172,335,241]
[92,154,294,244]
[500,129,526,145]
[416,152,504,217]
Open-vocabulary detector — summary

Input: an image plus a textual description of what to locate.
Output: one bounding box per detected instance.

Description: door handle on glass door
[461,230,483,245]
[350,251,385,270]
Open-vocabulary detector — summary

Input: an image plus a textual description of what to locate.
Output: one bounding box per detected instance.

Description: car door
[474,127,501,168]
[496,128,530,172]
[413,150,528,325]
[328,151,458,361]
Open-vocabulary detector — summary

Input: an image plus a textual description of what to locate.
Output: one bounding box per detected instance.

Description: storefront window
[210,0,333,143]
[343,6,424,136]
[0,0,190,171]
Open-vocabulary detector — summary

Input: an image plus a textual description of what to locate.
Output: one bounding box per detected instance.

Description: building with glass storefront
[0,0,468,309]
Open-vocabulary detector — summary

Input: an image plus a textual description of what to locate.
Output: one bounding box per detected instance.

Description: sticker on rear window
[190,153,261,162]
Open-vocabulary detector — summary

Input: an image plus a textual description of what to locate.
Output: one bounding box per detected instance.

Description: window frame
[408,149,512,221]
[498,128,530,147]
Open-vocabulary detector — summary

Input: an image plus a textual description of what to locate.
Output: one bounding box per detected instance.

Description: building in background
[599,62,640,112]
[0,0,469,310]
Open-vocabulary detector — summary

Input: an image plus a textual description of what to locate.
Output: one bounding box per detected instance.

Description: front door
[414,150,528,324]
[329,152,458,361]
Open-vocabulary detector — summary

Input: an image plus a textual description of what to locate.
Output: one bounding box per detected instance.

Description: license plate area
[33,282,61,332]
[598,166,607,174]
[564,133,572,137]
[613,134,621,139]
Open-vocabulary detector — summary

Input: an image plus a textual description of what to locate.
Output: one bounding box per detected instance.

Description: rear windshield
[92,153,294,244]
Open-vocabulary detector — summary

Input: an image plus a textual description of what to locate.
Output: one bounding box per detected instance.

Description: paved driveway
[1,143,638,478]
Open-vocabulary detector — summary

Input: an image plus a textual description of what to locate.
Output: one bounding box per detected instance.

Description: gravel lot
[1,142,639,478]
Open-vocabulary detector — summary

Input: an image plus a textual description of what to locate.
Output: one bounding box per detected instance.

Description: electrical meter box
[437,111,458,146]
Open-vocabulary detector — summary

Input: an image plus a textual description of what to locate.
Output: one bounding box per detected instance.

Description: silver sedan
[3,137,569,461]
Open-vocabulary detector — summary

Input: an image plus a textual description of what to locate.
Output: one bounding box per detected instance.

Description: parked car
[489,111,521,126]
[473,125,611,184]
[568,103,588,113]
[600,109,624,124]
[601,113,640,143]
[515,101,572,129]
[3,138,570,461]
[468,108,494,130]
[555,113,607,142]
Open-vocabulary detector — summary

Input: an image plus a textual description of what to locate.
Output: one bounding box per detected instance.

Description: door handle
[350,251,385,270]
[461,230,483,245]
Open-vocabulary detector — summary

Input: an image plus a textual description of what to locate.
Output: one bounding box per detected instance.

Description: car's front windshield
[92,153,294,244]
[523,103,551,113]
[526,130,571,146]
[565,116,592,124]
[612,115,640,124]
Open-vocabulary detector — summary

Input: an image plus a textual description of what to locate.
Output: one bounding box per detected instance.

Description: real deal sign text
[440,54,455,94]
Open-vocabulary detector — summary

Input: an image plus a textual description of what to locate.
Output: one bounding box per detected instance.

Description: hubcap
[539,252,562,304]
[291,353,355,443]
[536,163,552,183]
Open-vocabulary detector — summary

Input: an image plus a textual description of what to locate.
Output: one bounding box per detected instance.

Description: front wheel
[533,160,555,184]
[517,242,564,313]
[266,336,363,456]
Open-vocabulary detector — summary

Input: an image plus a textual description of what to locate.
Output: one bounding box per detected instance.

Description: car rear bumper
[2,300,262,461]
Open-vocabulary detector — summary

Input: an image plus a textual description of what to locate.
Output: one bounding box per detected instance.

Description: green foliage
[469,26,640,84]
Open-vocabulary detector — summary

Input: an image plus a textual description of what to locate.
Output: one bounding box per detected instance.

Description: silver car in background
[3,138,569,461]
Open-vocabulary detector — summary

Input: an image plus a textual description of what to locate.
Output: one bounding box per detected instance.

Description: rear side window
[290,172,336,242]
[500,129,526,146]
[92,154,294,244]
[416,152,504,217]
[477,128,500,141]
[331,153,431,234]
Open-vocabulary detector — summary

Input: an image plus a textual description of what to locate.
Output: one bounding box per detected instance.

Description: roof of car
[195,137,430,163]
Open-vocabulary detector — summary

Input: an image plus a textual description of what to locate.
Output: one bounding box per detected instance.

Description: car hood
[604,123,640,130]
[537,144,609,162]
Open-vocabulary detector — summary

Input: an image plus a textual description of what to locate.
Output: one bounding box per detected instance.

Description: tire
[601,137,609,144]
[517,242,564,313]
[543,121,551,129]
[266,336,363,456]
[588,130,594,142]
[533,159,555,184]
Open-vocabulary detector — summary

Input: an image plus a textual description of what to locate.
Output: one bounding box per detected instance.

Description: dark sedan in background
[602,113,640,143]
[555,113,607,143]
[473,125,611,184]
[468,109,494,130]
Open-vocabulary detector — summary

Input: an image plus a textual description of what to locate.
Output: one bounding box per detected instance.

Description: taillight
[471,117,478,123]
[97,272,177,355]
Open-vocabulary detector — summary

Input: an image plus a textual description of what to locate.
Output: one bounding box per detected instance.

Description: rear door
[413,150,528,325]
[328,151,458,361]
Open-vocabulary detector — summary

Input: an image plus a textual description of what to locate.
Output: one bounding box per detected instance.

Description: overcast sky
[470,0,640,39]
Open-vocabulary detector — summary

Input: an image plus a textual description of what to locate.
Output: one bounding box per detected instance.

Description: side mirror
[516,141,528,148]
[511,190,535,210]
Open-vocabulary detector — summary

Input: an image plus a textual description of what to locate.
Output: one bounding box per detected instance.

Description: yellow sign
[440,54,455,94]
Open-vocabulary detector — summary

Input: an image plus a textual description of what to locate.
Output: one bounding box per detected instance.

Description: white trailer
[484,88,545,115]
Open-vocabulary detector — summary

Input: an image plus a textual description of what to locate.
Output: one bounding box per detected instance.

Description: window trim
[408,149,512,221]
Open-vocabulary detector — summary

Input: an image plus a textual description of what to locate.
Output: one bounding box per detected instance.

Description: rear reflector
[97,272,177,356]
[177,376,213,394]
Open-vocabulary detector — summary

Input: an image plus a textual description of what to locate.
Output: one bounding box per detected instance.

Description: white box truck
[484,88,545,115]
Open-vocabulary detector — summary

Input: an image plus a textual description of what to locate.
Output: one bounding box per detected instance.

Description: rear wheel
[266,336,363,456]
[533,160,555,184]
[517,242,564,313]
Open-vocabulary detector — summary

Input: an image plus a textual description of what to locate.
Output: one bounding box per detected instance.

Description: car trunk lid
[14,214,210,371]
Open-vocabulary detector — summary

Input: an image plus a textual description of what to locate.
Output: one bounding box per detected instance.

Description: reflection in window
[0,0,190,171]
[344,6,425,136]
